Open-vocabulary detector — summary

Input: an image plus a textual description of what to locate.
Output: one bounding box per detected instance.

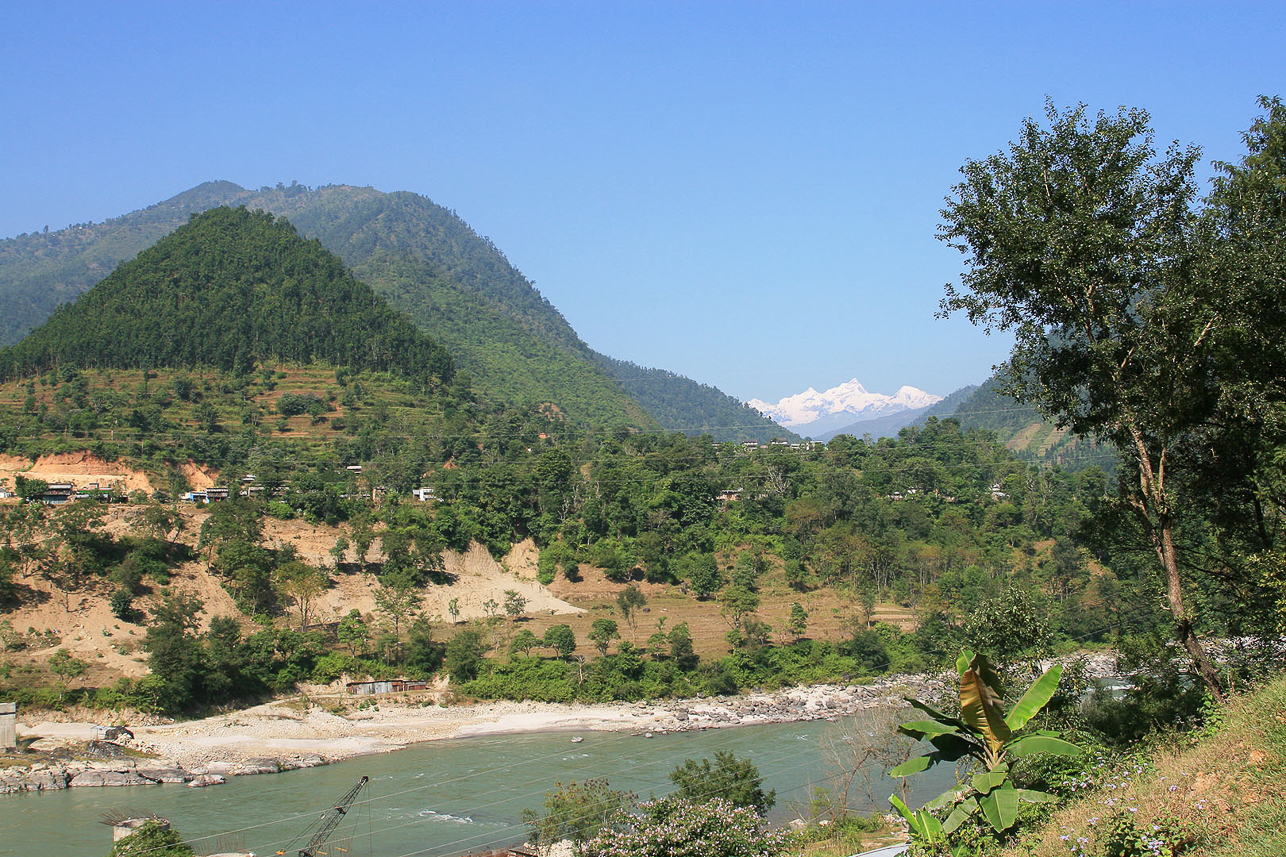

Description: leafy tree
[198,500,264,561]
[668,622,698,671]
[373,570,421,640]
[543,624,577,659]
[404,618,445,674]
[938,101,1231,698]
[583,797,797,857]
[48,500,107,590]
[510,628,541,657]
[14,475,48,500]
[718,585,760,631]
[962,589,1052,680]
[213,539,275,615]
[615,585,646,643]
[143,594,205,712]
[329,536,349,570]
[787,603,808,640]
[682,552,722,600]
[47,649,87,700]
[521,778,637,850]
[856,578,877,629]
[110,588,141,623]
[783,559,813,593]
[588,618,620,656]
[669,750,775,815]
[337,609,370,657]
[349,516,376,569]
[445,627,489,682]
[278,560,327,631]
[132,504,182,548]
[503,588,528,620]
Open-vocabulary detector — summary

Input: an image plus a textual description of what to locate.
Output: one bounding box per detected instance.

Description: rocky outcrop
[0,751,329,794]
[70,770,158,787]
[627,674,945,736]
[0,767,70,793]
[137,768,192,784]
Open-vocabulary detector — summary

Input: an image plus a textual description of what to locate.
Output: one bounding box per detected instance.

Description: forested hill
[0,181,254,346]
[0,207,453,386]
[0,182,784,438]
[921,378,1114,471]
[592,353,799,443]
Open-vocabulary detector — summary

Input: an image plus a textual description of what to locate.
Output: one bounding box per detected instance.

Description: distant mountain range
[0,181,792,441]
[747,378,941,438]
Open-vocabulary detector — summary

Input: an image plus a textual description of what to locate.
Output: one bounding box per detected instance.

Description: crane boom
[291,775,369,857]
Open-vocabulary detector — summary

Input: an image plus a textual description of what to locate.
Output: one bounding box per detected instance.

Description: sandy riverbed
[16,677,934,771]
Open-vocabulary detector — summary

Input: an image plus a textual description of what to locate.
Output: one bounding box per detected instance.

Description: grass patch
[1002,672,1286,857]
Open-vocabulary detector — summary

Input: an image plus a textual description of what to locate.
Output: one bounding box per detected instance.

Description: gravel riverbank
[3,653,1119,794]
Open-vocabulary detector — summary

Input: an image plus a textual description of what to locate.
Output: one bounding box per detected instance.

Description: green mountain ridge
[0,207,453,387]
[0,182,788,439]
[921,378,1114,471]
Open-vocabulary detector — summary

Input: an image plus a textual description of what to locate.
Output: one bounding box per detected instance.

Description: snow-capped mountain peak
[746,378,941,430]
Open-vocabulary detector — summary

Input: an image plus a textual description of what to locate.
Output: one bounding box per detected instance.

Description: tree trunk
[1130,428,1225,703]
[1155,515,1225,703]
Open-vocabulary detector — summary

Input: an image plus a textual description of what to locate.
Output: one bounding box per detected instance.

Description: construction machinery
[277,775,369,857]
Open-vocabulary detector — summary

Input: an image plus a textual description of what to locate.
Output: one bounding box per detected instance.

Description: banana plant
[889,650,1081,836]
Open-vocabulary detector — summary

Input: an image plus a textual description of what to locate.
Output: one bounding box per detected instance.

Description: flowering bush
[580,797,797,857]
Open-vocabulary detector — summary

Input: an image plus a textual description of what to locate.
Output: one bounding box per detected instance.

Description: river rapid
[7,715,958,857]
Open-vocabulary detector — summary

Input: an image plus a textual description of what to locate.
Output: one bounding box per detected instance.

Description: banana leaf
[889,732,978,777]
[906,697,968,731]
[1016,788,1059,804]
[1006,733,1083,758]
[978,784,1020,832]
[889,794,943,840]
[970,765,1009,796]
[929,732,978,759]
[888,754,934,778]
[960,662,1011,757]
[897,719,964,740]
[943,796,979,834]
[1005,663,1063,731]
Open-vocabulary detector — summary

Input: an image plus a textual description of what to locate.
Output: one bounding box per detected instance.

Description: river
[6,717,957,857]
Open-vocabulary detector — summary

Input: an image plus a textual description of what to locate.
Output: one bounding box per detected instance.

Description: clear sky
[2,2,1282,403]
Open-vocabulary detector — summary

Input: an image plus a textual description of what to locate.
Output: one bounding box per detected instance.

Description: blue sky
[2,2,1282,402]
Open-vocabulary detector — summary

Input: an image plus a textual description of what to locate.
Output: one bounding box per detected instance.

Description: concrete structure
[345,678,429,695]
[0,702,15,749]
[112,817,169,842]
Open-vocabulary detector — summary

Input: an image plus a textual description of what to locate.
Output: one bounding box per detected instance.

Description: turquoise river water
[5,716,956,857]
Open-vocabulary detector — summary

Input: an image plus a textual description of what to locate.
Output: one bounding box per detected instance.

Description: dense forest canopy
[0,207,454,388]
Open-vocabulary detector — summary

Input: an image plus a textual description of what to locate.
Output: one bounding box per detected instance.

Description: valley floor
[15,673,939,772]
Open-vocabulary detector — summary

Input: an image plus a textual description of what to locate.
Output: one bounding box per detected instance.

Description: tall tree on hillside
[937,101,1283,701]
[1180,97,1286,628]
[615,585,646,643]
